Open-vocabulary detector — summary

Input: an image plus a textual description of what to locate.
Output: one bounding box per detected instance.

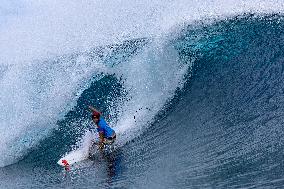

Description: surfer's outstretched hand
[89,106,101,114]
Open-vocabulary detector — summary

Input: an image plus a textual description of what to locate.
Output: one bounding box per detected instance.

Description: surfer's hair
[92,112,100,119]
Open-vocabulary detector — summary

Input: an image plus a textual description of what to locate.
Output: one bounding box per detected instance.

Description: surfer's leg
[103,136,116,145]
[103,138,116,153]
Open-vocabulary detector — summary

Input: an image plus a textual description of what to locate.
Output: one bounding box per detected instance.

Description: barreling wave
[1,31,190,167]
[1,10,284,188]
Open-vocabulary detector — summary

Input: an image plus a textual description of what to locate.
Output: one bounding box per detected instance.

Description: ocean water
[1,1,284,188]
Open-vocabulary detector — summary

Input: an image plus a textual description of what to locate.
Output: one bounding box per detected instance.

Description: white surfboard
[57,131,97,167]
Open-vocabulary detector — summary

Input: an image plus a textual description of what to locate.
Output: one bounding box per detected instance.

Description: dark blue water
[1,14,284,188]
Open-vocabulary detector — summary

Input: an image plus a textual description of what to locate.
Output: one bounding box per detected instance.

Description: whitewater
[1,0,284,188]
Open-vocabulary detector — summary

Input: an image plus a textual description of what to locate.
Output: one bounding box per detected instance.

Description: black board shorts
[103,134,116,145]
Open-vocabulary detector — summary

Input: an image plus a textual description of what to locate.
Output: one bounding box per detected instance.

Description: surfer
[89,106,116,149]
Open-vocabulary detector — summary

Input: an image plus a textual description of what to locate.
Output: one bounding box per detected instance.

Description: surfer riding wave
[89,106,116,150]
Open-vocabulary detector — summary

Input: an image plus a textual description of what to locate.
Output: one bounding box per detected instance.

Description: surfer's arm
[89,106,102,114]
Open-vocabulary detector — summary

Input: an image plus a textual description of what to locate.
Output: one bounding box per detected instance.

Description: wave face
[125,14,284,188]
[1,1,284,188]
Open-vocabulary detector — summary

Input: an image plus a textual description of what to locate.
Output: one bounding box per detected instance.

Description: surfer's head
[92,112,100,122]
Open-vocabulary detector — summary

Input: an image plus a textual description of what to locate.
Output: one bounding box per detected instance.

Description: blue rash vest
[96,118,115,138]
